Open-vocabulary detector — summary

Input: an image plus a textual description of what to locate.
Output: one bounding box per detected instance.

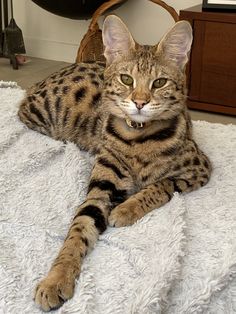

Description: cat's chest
[122,150,173,188]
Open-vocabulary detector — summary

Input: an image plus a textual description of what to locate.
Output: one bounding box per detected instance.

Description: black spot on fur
[39,82,46,88]
[53,86,59,95]
[142,175,149,182]
[81,237,88,246]
[59,70,67,77]
[173,164,181,171]
[99,73,104,80]
[91,80,99,87]
[97,61,105,67]
[193,156,200,166]
[73,75,83,82]
[65,70,74,76]
[106,91,119,96]
[183,159,191,167]
[75,87,86,102]
[204,160,209,169]
[91,92,101,106]
[74,227,82,233]
[58,78,64,85]
[40,90,47,98]
[79,66,87,72]
[169,179,183,193]
[63,86,70,94]
[88,72,96,79]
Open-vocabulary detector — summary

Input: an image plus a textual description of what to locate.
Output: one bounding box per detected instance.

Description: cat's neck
[105,113,186,143]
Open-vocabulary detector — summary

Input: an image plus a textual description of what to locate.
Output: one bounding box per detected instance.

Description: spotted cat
[18,15,211,311]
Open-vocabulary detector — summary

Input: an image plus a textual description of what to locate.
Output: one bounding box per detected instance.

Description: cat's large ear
[157,21,193,71]
[102,15,136,65]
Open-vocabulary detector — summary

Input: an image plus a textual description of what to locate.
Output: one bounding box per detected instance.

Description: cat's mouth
[119,101,155,123]
[127,109,152,123]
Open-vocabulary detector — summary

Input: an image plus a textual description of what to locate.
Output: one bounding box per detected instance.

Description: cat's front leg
[34,155,131,311]
[109,164,211,228]
[109,179,177,227]
[34,208,101,311]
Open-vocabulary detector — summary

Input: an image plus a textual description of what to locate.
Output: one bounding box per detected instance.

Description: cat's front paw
[34,270,75,312]
[108,200,142,227]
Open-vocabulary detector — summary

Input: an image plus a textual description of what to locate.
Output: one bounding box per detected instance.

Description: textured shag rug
[0,82,236,314]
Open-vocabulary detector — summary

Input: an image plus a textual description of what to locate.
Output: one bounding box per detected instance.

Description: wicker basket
[76,0,179,63]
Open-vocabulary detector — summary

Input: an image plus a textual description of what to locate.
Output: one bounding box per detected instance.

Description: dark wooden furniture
[180,5,236,115]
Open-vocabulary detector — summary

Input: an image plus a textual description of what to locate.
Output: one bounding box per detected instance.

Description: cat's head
[102,15,192,123]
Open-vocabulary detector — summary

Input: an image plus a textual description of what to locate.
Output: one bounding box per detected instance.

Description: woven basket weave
[76,0,179,63]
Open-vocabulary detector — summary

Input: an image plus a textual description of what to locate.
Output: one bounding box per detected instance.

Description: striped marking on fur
[88,179,127,205]
[74,205,106,233]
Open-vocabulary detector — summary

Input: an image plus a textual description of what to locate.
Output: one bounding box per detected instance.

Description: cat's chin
[128,112,179,123]
[127,114,151,124]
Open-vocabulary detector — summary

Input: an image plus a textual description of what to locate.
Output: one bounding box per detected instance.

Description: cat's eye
[152,78,167,89]
[120,74,134,86]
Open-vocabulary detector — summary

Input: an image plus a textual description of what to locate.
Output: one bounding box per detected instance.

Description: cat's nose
[133,99,149,110]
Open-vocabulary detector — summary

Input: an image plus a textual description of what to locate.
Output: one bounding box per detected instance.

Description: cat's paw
[108,200,142,227]
[34,271,75,312]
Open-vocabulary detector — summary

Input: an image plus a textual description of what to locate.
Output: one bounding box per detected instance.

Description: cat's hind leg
[18,93,54,138]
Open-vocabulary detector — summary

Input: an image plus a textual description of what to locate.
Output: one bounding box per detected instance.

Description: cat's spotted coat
[18,16,211,311]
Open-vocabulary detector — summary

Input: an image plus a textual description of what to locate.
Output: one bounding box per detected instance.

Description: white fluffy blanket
[1,82,236,314]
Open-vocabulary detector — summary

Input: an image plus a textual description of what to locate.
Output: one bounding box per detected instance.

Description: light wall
[14,0,200,62]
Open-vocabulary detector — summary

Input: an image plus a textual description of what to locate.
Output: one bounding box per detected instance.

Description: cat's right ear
[102,15,135,65]
[157,21,193,71]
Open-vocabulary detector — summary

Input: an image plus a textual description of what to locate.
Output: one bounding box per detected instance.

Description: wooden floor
[0,57,70,89]
[1,56,235,125]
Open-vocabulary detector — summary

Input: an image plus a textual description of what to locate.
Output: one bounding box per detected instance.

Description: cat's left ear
[157,21,193,71]
[102,15,136,65]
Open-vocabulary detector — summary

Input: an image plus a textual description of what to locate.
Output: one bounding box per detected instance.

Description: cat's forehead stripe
[132,46,159,75]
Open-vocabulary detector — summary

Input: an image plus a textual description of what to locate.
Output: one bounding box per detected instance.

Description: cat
[18,15,211,311]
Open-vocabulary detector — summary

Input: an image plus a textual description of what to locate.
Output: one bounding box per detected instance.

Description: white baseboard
[24,36,80,63]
